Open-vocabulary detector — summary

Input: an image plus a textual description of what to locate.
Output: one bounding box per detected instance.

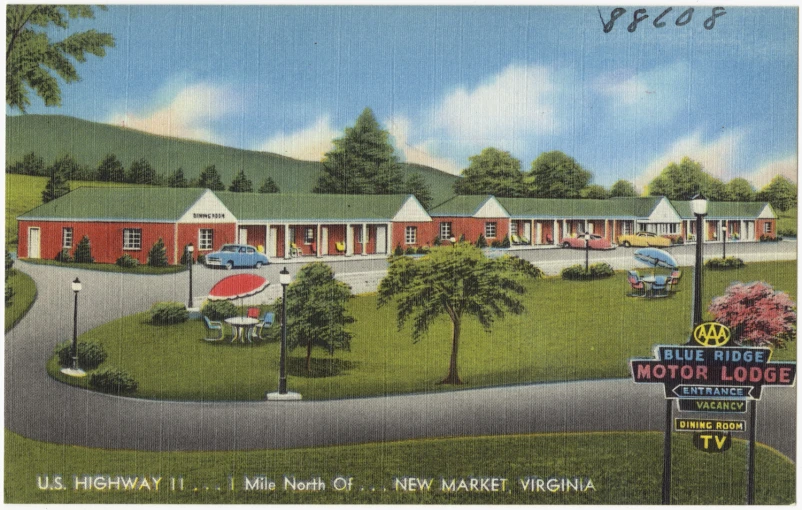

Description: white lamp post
[61,277,86,377]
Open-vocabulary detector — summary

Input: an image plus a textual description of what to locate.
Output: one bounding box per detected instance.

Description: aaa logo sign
[693,322,731,347]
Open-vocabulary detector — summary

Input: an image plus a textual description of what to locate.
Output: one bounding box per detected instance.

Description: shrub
[150,301,189,325]
[501,235,511,248]
[590,262,615,278]
[179,245,194,265]
[201,300,238,321]
[704,257,746,270]
[475,234,488,248]
[115,253,139,268]
[147,238,169,267]
[561,263,615,280]
[458,234,466,242]
[73,235,93,263]
[55,341,107,370]
[760,234,781,242]
[490,240,501,248]
[665,235,684,245]
[778,227,796,237]
[416,245,430,255]
[394,243,404,256]
[89,368,138,395]
[5,252,14,273]
[433,237,442,246]
[55,248,73,263]
[405,246,417,255]
[197,253,206,265]
[5,283,14,307]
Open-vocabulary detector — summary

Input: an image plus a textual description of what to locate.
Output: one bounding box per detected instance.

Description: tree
[453,147,525,197]
[314,107,405,195]
[258,176,280,193]
[610,179,638,198]
[284,262,354,374]
[527,151,592,198]
[228,170,253,192]
[6,5,115,112]
[403,172,433,209]
[73,235,93,263]
[147,238,168,267]
[96,154,125,182]
[378,243,542,385]
[8,151,45,175]
[127,158,156,185]
[167,167,188,188]
[580,184,609,199]
[647,157,726,200]
[198,164,225,191]
[724,178,755,202]
[41,156,72,203]
[757,175,797,212]
[708,281,796,348]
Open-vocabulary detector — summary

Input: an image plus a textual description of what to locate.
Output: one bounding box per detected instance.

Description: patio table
[225,317,260,343]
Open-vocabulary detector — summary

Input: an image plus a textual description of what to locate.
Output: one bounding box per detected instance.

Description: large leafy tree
[757,175,797,212]
[527,151,592,198]
[7,5,115,112]
[284,262,354,374]
[314,107,404,195]
[404,172,433,209]
[454,147,525,197]
[96,154,125,182]
[127,158,157,185]
[724,177,755,202]
[610,179,638,197]
[378,243,542,385]
[228,170,253,192]
[198,164,225,191]
[708,281,796,348]
[580,184,609,199]
[648,157,726,200]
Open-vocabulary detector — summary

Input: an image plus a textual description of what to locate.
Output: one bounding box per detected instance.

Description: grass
[4,269,36,331]
[777,206,796,235]
[4,429,794,504]
[22,257,186,275]
[47,261,796,401]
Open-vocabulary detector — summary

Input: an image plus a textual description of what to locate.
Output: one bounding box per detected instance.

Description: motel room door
[28,227,40,259]
[376,225,387,254]
[268,227,279,258]
[320,227,329,255]
[239,227,248,245]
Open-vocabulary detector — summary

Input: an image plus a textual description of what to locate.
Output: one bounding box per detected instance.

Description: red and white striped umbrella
[208,274,269,301]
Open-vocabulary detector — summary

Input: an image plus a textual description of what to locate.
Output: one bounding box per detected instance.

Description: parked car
[204,244,270,269]
[617,231,672,248]
[560,234,614,250]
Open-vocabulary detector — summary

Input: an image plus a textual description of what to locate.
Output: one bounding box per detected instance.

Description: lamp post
[187,243,194,309]
[690,194,708,331]
[721,225,727,260]
[266,267,301,400]
[449,236,456,247]
[583,231,591,272]
[61,277,86,377]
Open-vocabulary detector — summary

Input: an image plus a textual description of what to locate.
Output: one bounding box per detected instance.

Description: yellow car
[617,231,672,248]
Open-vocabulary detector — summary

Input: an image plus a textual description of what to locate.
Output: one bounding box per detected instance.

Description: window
[405,226,417,245]
[123,229,142,251]
[764,222,772,234]
[305,228,315,245]
[199,229,214,250]
[440,222,452,240]
[62,227,73,249]
[485,222,497,239]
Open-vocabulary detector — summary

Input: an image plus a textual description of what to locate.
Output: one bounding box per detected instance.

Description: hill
[6,114,459,204]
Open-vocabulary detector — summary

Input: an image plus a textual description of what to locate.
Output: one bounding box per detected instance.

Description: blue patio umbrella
[633,248,678,270]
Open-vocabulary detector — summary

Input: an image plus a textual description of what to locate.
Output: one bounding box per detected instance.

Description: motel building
[16,187,777,264]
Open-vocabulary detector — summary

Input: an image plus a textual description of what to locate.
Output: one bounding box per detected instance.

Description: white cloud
[746,155,798,188]
[108,82,236,144]
[259,115,338,161]
[386,116,462,175]
[635,129,746,191]
[433,64,558,145]
[596,61,689,124]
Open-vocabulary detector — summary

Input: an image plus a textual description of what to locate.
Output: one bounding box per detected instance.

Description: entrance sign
[678,399,748,413]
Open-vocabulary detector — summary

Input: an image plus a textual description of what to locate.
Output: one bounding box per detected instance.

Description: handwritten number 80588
[599,7,726,33]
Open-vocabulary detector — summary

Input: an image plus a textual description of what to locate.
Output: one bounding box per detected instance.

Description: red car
[560,234,614,250]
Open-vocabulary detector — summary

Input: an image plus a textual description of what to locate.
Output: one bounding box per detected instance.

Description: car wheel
[562,242,571,248]
[255,261,263,269]
[226,261,234,270]
[622,241,631,248]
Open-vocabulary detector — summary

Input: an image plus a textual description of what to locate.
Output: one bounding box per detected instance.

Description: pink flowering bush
[708,281,796,347]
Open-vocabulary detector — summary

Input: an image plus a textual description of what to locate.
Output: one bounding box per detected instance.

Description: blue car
[204,244,270,270]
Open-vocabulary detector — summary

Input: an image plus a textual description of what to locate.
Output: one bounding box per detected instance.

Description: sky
[8,4,799,191]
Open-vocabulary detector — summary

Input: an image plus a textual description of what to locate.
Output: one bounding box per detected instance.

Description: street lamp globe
[72,277,82,293]
[449,237,456,244]
[187,243,194,254]
[690,193,708,216]
[279,266,291,286]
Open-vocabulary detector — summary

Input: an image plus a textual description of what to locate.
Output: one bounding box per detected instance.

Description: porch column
[563,219,568,238]
[346,224,354,256]
[604,220,608,240]
[265,224,270,254]
[612,219,617,243]
[740,220,745,241]
[584,219,588,234]
[531,220,535,245]
[553,220,559,245]
[284,224,290,259]
[316,224,322,257]
[387,222,393,254]
[362,223,368,255]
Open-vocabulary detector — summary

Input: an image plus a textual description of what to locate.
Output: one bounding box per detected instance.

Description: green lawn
[4,269,36,331]
[47,261,796,401]
[777,207,796,236]
[22,257,186,275]
[4,430,793,504]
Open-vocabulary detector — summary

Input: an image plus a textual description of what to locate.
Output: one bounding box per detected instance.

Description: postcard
[4,3,797,504]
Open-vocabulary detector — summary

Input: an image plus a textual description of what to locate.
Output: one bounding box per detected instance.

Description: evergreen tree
[147,238,168,267]
[8,151,45,175]
[73,235,93,263]
[314,107,404,195]
[454,147,525,197]
[258,176,280,193]
[404,172,433,209]
[127,158,157,185]
[527,151,592,198]
[610,179,638,197]
[41,159,71,203]
[167,167,188,188]
[198,164,225,191]
[228,170,253,192]
[96,154,125,182]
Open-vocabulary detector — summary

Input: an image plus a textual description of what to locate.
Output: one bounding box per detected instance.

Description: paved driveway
[5,243,797,459]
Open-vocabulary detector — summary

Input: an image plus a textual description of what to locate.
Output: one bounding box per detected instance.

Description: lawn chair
[290,243,302,257]
[247,307,260,319]
[520,236,530,244]
[335,241,346,254]
[627,270,646,297]
[203,316,225,342]
[668,270,682,292]
[650,275,669,298]
[250,311,275,341]
[511,234,522,245]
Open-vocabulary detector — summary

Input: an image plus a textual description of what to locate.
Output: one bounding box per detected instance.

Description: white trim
[392,195,432,222]
[474,196,510,218]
